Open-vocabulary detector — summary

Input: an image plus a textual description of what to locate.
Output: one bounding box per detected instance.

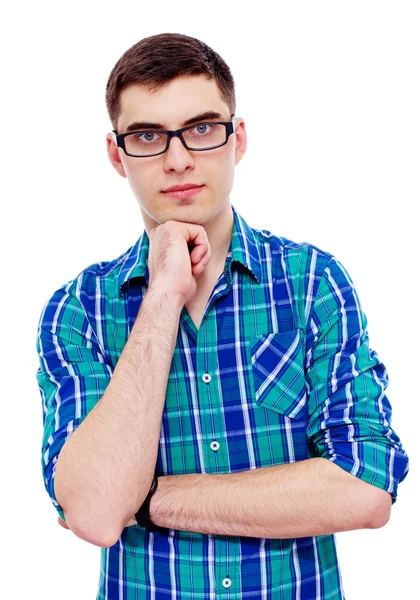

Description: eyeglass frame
[111,114,237,158]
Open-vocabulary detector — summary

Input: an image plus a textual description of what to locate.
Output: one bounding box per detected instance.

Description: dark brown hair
[105,32,236,132]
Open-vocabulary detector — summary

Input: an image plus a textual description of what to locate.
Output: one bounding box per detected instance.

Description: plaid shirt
[35,203,409,599]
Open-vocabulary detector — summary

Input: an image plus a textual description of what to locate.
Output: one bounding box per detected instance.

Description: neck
[202,201,234,268]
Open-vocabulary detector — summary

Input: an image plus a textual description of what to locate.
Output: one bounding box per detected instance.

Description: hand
[147,220,211,305]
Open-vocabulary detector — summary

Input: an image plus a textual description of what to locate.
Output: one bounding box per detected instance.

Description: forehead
[117,75,229,132]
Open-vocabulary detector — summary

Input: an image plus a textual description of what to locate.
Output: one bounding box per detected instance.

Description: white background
[2,1,419,598]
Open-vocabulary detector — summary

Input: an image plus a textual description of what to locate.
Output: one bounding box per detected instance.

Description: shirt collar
[118,203,262,296]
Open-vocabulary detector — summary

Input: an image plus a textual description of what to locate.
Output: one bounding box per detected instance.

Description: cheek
[124,168,138,190]
[123,161,150,189]
[215,154,235,186]
[213,148,235,174]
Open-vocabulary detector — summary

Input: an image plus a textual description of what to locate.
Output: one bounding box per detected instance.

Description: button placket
[197,314,238,591]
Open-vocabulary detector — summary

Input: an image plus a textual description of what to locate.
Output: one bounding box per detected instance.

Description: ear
[106,132,127,178]
[234,118,247,166]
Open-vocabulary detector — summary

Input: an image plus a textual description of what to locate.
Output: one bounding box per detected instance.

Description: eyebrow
[124,111,225,133]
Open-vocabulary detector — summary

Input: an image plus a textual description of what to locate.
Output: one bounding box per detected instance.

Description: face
[106,75,247,233]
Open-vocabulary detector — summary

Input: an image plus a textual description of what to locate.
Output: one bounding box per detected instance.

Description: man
[35,32,409,599]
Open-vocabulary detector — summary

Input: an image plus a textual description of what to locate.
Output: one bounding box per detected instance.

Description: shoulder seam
[305,253,337,328]
[254,229,335,259]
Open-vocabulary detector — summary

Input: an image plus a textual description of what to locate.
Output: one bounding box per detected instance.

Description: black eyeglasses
[111,115,236,158]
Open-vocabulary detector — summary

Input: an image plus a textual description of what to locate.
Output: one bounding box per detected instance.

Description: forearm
[54,287,183,546]
[138,458,383,538]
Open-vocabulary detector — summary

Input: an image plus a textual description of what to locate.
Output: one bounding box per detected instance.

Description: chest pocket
[250,328,307,419]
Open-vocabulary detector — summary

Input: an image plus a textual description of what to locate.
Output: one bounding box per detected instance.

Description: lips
[162,185,204,200]
[163,184,203,193]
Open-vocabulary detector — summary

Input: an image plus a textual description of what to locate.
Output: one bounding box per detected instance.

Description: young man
[35,32,409,599]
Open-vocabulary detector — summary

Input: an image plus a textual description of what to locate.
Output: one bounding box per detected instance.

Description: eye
[193,123,214,135]
[135,131,161,143]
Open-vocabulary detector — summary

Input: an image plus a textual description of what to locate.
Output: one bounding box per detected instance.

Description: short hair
[105,32,236,132]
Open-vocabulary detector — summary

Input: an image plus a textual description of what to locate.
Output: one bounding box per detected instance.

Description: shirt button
[222,578,232,588]
[202,373,212,383]
[210,441,220,451]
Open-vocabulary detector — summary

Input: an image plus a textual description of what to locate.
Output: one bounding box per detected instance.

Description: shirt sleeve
[35,279,113,522]
[304,255,409,505]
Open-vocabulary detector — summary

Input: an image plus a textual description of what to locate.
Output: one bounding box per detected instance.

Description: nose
[163,133,195,169]
[167,133,188,152]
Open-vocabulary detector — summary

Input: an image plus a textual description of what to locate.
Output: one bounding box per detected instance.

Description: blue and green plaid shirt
[35,203,409,599]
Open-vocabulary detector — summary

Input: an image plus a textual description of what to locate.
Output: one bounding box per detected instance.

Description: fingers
[182,225,211,271]
[190,243,205,264]
[151,220,211,276]
[192,244,211,275]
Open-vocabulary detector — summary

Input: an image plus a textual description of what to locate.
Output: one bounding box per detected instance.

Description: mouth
[162,185,205,200]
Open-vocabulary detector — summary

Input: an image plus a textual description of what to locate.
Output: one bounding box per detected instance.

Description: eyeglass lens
[124,123,227,156]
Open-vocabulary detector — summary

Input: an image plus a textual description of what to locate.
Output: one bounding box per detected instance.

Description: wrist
[149,477,162,525]
[146,285,186,310]
[135,473,166,533]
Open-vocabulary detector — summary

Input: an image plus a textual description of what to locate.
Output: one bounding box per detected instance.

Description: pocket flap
[250,328,307,419]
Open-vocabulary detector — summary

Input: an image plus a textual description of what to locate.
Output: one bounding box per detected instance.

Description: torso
[184,268,224,331]
[184,301,207,330]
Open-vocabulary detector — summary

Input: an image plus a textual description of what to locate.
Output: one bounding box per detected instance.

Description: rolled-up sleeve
[305,255,409,505]
[35,280,113,522]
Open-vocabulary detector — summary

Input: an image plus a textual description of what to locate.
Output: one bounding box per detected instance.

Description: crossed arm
[59,457,391,540]
[51,256,406,545]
